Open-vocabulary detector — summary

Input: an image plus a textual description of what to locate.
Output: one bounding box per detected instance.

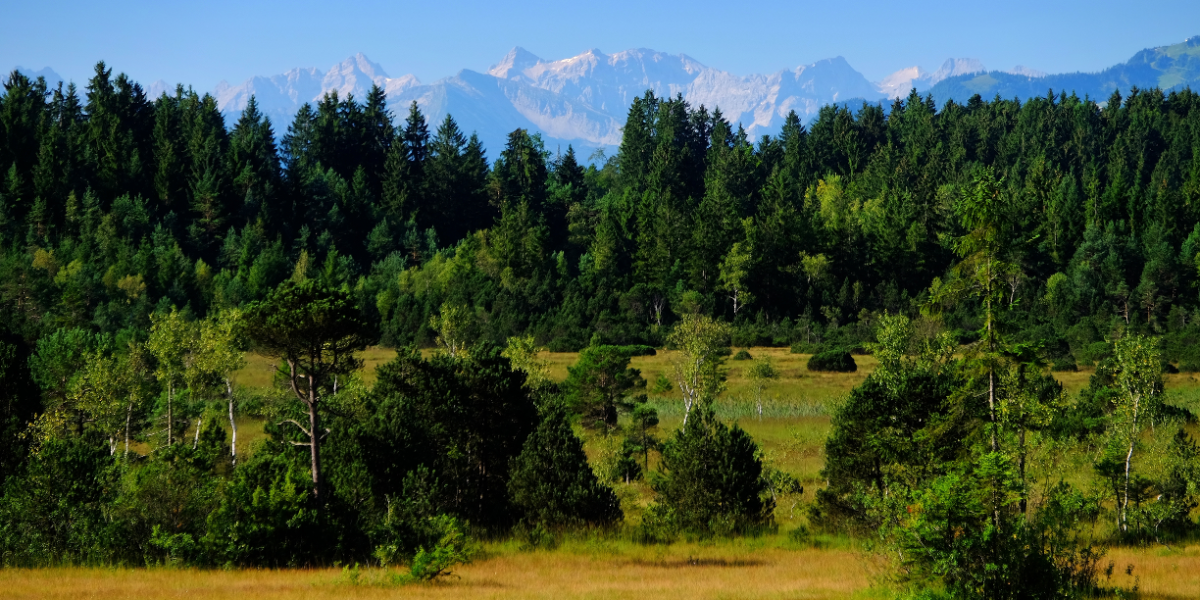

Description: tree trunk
[988,370,997,451]
[125,402,132,459]
[1018,427,1027,514]
[226,378,237,466]
[1121,394,1142,533]
[193,415,202,448]
[167,382,174,445]
[308,374,322,502]
[1122,439,1134,533]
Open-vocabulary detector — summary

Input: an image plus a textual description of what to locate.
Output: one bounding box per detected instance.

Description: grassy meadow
[133,347,1200,599]
[8,541,1199,599]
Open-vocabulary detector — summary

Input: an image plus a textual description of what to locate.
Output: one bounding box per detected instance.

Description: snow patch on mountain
[1005,65,1047,78]
[876,58,987,99]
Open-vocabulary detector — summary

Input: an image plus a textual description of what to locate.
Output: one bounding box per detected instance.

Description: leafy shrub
[507,406,622,528]
[198,445,324,566]
[647,408,772,537]
[650,373,673,394]
[732,349,753,361]
[1050,358,1078,372]
[402,515,474,580]
[0,433,121,565]
[807,349,856,372]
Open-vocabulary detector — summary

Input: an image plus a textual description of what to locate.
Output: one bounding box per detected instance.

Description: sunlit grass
[6,542,1199,600]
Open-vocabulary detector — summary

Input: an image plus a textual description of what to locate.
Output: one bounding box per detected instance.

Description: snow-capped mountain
[876,59,987,99]
[484,47,880,141]
[18,35,1200,160]
[209,48,904,154]
[213,53,421,127]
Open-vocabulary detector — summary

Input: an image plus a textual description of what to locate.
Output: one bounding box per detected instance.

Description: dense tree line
[1,62,1199,596]
[5,64,1200,358]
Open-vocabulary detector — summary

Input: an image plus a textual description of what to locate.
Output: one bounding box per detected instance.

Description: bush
[0,433,121,565]
[1050,358,1078,372]
[807,349,857,372]
[648,408,772,536]
[403,515,474,581]
[198,445,325,566]
[507,406,622,529]
[732,349,753,361]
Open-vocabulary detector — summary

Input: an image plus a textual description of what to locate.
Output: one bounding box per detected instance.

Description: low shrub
[807,349,857,372]
[1050,358,1078,372]
[732,349,753,361]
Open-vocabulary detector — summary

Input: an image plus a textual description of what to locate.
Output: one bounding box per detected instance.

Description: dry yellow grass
[233,346,400,389]
[7,543,1199,600]
[1052,367,1200,397]
[542,347,877,405]
[1106,545,1200,600]
[0,545,877,600]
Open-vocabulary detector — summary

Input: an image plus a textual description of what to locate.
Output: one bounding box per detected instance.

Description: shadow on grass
[620,556,767,568]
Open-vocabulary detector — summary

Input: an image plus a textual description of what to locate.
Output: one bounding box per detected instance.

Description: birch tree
[147,309,195,446]
[1108,335,1163,534]
[667,314,730,425]
[197,309,246,464]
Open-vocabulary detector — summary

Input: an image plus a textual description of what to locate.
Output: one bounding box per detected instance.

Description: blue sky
[6,0,1200,88]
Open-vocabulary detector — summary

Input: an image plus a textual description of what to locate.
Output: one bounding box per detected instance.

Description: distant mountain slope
[14,66,62,88]
[13,35,1200,158]
[927,35,1200,104]
[213,53,420,131]
[208,48,901,155]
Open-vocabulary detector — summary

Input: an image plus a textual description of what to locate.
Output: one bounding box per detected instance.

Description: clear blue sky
[6,0,1199,89]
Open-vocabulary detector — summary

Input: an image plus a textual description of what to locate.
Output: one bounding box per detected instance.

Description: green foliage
[731,349,752,360]
[361,344,538,529]
[647,408,772,537]
[564,344,647,430]
[405,515,475,581]
[816,365,965,527]
[508,405,622,528]
[0,433,121,565]
[806,349,857,372]
[878,469,1109,600]
[667,314,731,424]
[198,444,324,566]
[244,279,371,501]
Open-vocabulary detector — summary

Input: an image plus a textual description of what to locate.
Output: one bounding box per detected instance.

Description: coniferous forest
[2,62,1200,598]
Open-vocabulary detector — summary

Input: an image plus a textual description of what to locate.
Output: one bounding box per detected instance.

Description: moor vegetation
[1,62,1199,598]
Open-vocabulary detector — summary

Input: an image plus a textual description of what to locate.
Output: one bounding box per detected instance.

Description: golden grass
[0,542,878,600]
[7,543,1199,600]
[233,347,401,389]
[541,347,876,406]
[1052,367,1200,397]
[1106,545,1200,600]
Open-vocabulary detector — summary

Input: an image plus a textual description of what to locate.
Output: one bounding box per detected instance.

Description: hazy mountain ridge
[11,36,1200,156]
[926,35,1200,105]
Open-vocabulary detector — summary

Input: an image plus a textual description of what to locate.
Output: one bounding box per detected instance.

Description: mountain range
[14,35,1200,157]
